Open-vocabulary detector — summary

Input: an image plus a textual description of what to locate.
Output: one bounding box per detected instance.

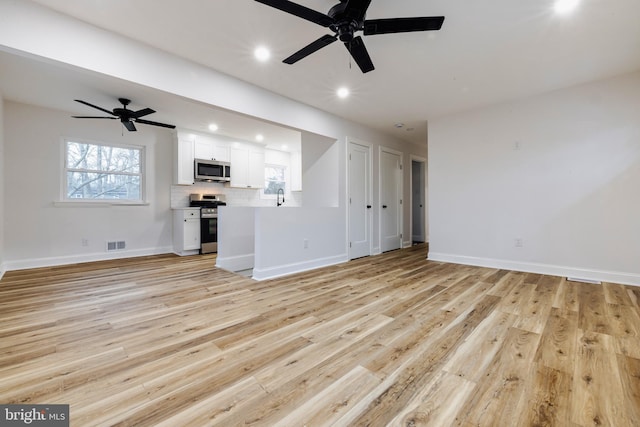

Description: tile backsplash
[170,184,302,208]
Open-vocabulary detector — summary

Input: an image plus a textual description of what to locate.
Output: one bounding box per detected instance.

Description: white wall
[253,207,346,280]
[216,206,255,272]
[3,102,174,269]
[301,133,340,208]
[429,71,640,286]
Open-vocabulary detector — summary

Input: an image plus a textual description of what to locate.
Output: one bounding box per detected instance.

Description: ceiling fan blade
[122,121,137,132]
[344,0,372,20]
[135,118,176,129]
[284,34,338,64]
[345,36,374,73]
[132,107,155,118]
[72,116,117,119]
[74,99,116,115]
[363,16,445,35]
[254,0,334,27]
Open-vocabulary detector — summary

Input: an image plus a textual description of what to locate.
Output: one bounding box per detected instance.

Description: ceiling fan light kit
[72,98,176,131]
[254,0,444,73]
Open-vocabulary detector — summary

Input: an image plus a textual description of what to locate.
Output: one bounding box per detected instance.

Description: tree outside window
[264,164,286,195]
[65,140,144,202]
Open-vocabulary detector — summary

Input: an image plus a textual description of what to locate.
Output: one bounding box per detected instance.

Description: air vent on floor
[106,240,126,251]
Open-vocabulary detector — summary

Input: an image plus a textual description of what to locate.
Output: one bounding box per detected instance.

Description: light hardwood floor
[1,244,639,426]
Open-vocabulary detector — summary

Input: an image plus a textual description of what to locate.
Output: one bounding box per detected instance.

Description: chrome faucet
[276,188,285,207]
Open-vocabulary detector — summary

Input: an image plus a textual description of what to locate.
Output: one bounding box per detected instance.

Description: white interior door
[381,149,402,252]
[349,142,371,259]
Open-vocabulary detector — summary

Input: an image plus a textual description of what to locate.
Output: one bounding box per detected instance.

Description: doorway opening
[411,157,426,245]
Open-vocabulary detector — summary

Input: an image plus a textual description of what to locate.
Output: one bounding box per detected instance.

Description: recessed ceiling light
[337,87,350,99]
[254,46,271,62]
[208,123,219,132]
[256,134,264,142]
[395,123,404,128]
[281,144,288,150]
[554,0,580,14]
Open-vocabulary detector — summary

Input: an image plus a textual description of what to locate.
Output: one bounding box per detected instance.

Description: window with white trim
[64,139,144,202]
[263,164,286,195]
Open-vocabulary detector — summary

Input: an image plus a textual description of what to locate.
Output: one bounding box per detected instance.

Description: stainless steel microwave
[194,158,231,182]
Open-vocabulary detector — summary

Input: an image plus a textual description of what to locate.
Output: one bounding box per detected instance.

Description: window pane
[65,140,143,202]
[264,180,285,195]
[66,142,140,173]
[264,165,286,195]
[265,166,285,181]
[67,172,141,200]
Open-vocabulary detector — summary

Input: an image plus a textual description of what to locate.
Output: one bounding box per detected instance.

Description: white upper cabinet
[230,143,265,189]
[194,139,214,160]
[212,145,230,162]
[194,138,230,162]
[175,136,195,185]
[248,149,265,188]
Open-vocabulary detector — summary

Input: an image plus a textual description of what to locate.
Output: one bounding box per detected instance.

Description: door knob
[367,205,372,209]
[382,205,387,209]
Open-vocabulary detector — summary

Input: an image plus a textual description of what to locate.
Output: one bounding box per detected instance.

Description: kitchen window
[264,164,286,195]
[64,139,144,203]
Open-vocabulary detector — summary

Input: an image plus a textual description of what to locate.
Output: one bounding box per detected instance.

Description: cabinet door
[230,145,265,188]
[212,145,230,162]
[183,219,201,250]
[176,138,195,185]
[230,146,249,187]
[194,139,214,160]
[248,150,265,188]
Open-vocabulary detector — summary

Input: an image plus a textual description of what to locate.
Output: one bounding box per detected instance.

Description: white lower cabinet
[173,208,201,255]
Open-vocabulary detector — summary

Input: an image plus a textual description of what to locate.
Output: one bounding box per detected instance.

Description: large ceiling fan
[72,98,176,131]
[254,0,445,73]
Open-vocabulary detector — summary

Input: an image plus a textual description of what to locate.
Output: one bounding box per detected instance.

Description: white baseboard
[252,253,348,281]
[216,253,255,272]
[428,252,640,287]
[2,246,175,272]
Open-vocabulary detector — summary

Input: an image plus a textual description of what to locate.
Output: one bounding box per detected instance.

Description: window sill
[53,200,150,207]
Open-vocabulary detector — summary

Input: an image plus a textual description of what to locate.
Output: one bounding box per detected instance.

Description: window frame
[61,137,147,205]
[262,163,288,199]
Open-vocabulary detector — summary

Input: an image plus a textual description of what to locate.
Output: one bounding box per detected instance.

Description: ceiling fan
[72,98,176,131]
[254,0,444,73]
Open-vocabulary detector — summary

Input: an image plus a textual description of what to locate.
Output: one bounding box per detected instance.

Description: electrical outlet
[81,238,89,247]
[515,237,524,248]
[303,239,309,249]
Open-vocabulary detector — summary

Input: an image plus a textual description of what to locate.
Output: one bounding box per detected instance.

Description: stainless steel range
[189,194,226,254]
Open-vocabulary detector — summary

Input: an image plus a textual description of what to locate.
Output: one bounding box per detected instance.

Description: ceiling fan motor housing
[328,2,364,42]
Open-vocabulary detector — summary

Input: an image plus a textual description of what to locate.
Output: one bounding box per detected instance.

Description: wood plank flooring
[1,244,639,426]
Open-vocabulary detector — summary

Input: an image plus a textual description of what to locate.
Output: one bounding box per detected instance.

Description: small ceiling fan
[72,98,176,131]
[254,0,445,73]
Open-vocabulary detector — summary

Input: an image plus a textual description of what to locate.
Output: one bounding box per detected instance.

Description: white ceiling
[0,50,303,150]
[5,0,640,145]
